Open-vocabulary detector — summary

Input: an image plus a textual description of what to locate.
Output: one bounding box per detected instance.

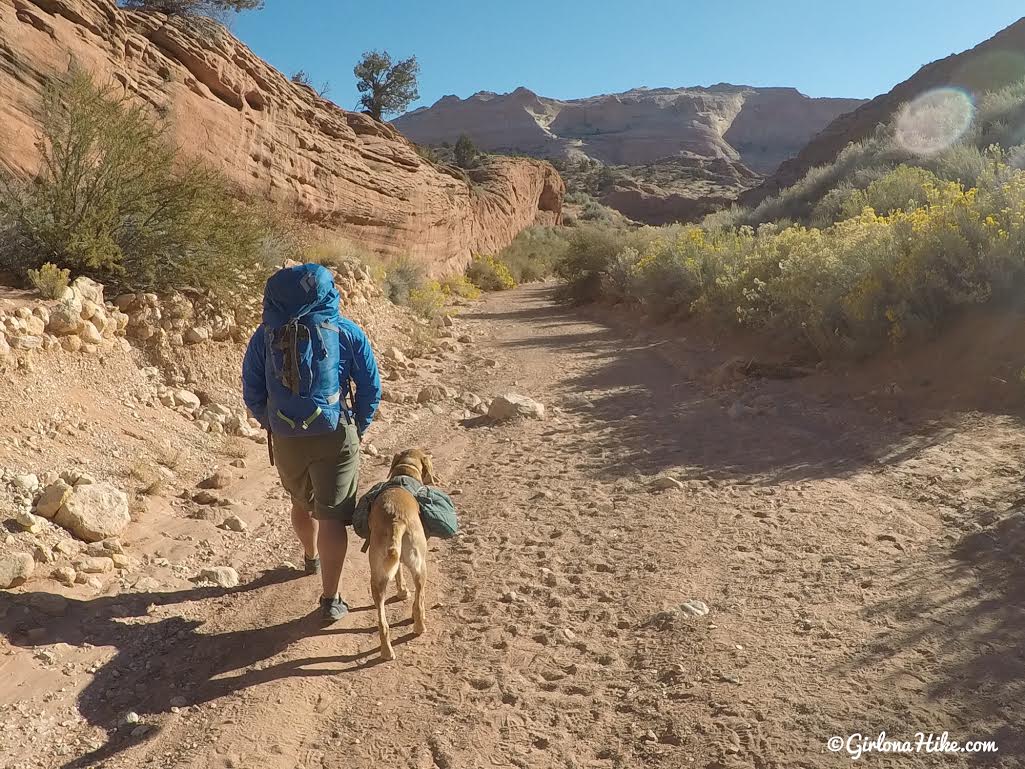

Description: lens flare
[895,88,975,156]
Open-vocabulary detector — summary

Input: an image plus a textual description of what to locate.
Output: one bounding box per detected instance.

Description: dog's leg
[371,574,395,661]
[411,551,427,636]
[394,566,409,601]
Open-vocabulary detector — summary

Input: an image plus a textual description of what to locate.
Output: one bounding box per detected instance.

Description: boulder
[0,552,34,588]
[174,390,202,410]
[35,481,74,518]
[54,482,131,542]
[487,394,546,421]
[78,320,103,345]
[417,385,449,404]
[197,470,231,490]
[183,326,210,345]
[47,302,84,335]
[196,566,239,588]
[75,556,115,574]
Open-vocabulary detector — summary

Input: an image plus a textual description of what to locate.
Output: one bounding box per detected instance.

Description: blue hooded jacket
[242,264,381,436]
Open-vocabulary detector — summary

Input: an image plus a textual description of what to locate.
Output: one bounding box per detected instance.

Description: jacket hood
[262,264,340,327]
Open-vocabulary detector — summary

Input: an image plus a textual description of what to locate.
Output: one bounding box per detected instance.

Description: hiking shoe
[304,555,320,575]
[320,596,349,623]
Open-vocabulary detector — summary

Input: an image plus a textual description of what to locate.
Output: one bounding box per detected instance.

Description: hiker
[242,263,382,623]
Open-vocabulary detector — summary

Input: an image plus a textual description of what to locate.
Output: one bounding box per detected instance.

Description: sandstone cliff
[745,17,1025,205]
[0,0,563,275]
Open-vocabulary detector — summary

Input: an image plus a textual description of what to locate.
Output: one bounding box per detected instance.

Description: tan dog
[367,448,435,661]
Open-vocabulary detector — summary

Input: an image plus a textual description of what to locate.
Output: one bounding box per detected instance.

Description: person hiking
[242,263,382,623]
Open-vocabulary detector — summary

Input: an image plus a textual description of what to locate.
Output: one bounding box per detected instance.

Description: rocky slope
[0,0,563,275]
[745,16,1025,205]
[394,85,862,224]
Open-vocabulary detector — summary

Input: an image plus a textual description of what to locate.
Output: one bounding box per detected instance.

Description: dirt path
[4,285,1024,769]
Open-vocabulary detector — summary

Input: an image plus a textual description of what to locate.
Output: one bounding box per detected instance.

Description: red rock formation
[0,0,563,275]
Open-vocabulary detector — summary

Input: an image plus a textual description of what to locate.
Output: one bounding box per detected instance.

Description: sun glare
[895,87,975,156]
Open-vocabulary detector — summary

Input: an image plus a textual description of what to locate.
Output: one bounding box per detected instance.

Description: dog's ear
[421,453,437,486]
[390,452,403,472]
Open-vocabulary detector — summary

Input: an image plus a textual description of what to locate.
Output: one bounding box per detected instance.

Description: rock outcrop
[395,85,864,173]
[395,84,862,224]
[744,17,1025,205]
[0,0,563,274]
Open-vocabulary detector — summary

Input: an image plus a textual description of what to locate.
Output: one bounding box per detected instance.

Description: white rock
[75,556,114,574]
[12,474,39,494]
[52,566,76,586]
[35,480,73,519]
[487,394,546,421]
[54,482,131,542]
[679,600,710,617]
[78,320,103,345]
[174,390,201,410]
[183,326,210,345]
[196,566,239,588]
[648,477,686,492]
[219,515,247,533]
[15,510,45,533]
[0,552,34,588]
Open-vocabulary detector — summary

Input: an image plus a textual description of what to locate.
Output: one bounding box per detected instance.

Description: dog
[367,448,435,661]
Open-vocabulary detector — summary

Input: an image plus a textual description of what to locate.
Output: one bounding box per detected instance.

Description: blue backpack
[262,264,349,437]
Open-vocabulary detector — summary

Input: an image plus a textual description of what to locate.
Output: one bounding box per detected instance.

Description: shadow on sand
[0,568,415,768]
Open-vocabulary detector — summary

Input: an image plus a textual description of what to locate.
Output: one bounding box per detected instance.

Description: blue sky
[232,1,1025,113]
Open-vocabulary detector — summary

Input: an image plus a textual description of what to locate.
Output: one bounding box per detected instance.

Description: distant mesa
[394,84,865,224]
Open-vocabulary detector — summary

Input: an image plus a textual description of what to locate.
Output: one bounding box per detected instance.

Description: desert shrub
[0,68,277,297]
[466,254,516,291]
[923,144,989,187]
[26,262,70,299]
[580,200,615,222]
[381,256,425,306]
[554,162,1025,357]
[303,238,386,283]
[454,134,478,169]
[496,226,569,283]
[439,274,481,300]
[564,191,593,205]
[407,280,447,319]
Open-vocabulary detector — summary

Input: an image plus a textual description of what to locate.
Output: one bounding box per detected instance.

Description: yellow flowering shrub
[466,254,516,291]
[556,162,1025,358]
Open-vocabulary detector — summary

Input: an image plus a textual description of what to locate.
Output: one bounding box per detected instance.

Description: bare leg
[318,518,348,599]
[290,501,318,558]
[372,575,394,660]
[394,567,409,600]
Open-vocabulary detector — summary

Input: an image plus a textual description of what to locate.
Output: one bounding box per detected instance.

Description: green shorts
[272,423,361,523]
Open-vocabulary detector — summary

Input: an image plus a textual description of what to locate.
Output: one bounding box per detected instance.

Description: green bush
[0,68,277,297]
[495,226,569,283]
[26,262,70,299]
[439,274,481,300]
[407,279,447,320]
[382,256,425,305]
[303,237,385,283]
[554,167,1025,358]
[466,254,516,291]
[454,134,478,169]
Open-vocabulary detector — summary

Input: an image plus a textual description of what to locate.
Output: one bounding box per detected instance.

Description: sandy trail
[4,285,1024,769]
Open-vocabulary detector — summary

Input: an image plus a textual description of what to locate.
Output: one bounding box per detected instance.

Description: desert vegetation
[0,69,281,299]
[354,50,420,121]
[498,79,1025,360]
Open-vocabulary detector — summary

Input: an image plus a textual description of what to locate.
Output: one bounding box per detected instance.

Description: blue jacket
[242,266,382,436]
